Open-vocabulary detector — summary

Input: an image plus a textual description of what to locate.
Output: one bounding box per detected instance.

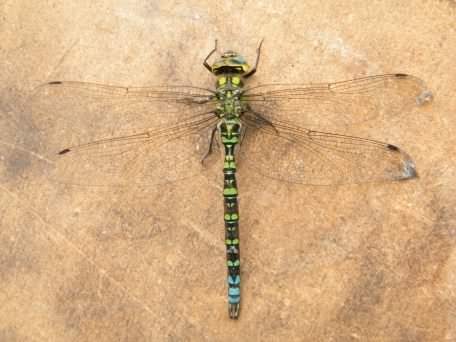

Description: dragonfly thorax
[216,98,243,119]
[215,74,245,119]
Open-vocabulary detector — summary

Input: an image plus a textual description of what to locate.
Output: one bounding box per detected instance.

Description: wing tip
[393,73,434,106]
[398,155,418,181]
[416,90,433,106]
[401,158,418,180]
[386,144,418,181]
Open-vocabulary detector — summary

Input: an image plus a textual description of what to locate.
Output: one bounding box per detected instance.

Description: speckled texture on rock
[1,1,455,341]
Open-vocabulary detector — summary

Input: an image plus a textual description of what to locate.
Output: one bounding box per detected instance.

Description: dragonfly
[33,40,432,319]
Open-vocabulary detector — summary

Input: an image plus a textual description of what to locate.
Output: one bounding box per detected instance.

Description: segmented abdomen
[221,119,241,319]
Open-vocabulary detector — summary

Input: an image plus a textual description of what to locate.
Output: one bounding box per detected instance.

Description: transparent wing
[30,81,219,186]
[243,74,433,129]
[239,113,417,185]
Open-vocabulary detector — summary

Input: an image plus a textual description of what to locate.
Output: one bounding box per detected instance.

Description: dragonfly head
[211,51,250,75]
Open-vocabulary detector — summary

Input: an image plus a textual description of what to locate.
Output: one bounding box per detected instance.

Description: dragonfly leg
[243,38,264,78]
[203,39,218,73]
[201,125,219,164]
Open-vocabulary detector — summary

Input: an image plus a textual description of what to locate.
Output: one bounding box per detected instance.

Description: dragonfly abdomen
[220,118,242,319]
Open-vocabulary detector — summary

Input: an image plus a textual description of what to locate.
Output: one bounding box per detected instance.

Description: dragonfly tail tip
[229,304,240,319]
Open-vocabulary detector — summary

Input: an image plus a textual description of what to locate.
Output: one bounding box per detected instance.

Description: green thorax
[215,75,244,148]
[215,74,245,116]
[212,51,249,146]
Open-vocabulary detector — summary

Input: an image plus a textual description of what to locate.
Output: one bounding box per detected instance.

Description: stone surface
[1,1,455,341]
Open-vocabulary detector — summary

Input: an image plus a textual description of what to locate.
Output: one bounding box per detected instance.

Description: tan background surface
[1,1,455,341]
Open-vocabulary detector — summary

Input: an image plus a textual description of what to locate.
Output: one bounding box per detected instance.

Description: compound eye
[232,56,246,64]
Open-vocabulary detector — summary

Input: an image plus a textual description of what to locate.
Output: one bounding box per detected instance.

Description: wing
[242,74,433,129]
[30,81,219,186]
[239,113,417,185]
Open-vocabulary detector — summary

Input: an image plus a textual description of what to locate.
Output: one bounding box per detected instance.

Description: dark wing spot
[394,73,409,78]
[58,148,71,155]
[48,81,63,85]
[386,144,400,151]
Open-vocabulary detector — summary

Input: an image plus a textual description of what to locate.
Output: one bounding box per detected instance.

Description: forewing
[30,82,219,186]
[243,74,433,129]
[239,114,416,185]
